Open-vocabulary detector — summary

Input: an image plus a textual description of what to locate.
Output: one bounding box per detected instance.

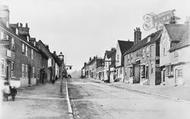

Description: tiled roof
[169,25,190,52]
[124,30,162,55]
[118,40,134,54]
[165,24,187,42]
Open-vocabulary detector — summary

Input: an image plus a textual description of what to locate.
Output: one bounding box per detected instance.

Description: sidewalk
[2,79,70,119]
[17,79,67,98]
[88,78,190,102]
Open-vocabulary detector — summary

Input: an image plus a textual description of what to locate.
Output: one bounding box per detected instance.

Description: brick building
[0,5,59,87]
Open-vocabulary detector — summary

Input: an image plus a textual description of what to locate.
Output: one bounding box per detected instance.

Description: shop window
[141,65,145,78]
[129,67,133,77]
[1,59,6,76]
[177,69,183,77]
[145,66,149,79]
[166,65,174,77]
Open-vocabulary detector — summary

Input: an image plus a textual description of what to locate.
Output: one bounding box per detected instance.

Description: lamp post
[58,52,64,93]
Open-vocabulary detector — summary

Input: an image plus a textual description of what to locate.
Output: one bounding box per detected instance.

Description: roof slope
[169,25,190,52]
[118,40,134,54]
[124,30,162,55]
[165,24,187,42]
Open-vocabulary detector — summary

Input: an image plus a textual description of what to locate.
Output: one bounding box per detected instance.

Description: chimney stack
[25,23,28,28]
[134,27,141,44]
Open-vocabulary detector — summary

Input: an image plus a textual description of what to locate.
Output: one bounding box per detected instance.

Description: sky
[1,0,190,70]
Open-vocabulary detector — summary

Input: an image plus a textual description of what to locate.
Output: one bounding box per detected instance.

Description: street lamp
[58,52,64,93]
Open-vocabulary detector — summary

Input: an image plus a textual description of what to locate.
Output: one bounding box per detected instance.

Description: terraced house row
[81,18,190,87]
[0,5,60,87]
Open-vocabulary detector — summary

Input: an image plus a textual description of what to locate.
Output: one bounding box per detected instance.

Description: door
[163,70,165,83]
[28,65,32,85]
[134,63,140,83]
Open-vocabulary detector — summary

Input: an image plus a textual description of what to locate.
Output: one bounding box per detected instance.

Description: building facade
[160,23,190,86]
[124,29,162,85]
[115,40,134,82]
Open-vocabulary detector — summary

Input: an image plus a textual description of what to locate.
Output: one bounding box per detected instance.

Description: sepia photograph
[0,0,190,119]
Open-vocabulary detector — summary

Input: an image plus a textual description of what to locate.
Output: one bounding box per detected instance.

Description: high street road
[68,78,190,119]
[2,78,190,119]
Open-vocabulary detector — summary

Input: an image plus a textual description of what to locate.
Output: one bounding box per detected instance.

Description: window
[11,37,15,49]
[146,46,150,57]
[120,68,122,74]
[32,67,35,78]
[22,64,25,77]
[0,32,4,39]
[11,61,14,77]
[25,45,28,56]
[145,66,149,79]
[163,47,167,56]
[177,69,183,77]
[25,64,28,77]
[117,55,119,62]
[166,65,173,77]
[151,63,154,74]
[129,67,133,77]
[6,34,9,40]
[16,29,18,35]
[27,36,29,42]
[1,59,6,76]
[31,49,34,59]
[22,43,25,53]
[141,65,145,78]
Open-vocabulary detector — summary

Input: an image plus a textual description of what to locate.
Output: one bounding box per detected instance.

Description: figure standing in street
[2,81,11,101]
[2,81,17,101]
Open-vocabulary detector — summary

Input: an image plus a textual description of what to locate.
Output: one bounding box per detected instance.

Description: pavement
[1,79,71,119]
[88,78,190,102]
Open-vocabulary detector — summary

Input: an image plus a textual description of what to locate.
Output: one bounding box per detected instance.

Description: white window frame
[1,59,6,76]
[31,49,34,59]
[25,45,28,56]
[32,67,35,78]
[0,32,4,40]
[22,43,25,53]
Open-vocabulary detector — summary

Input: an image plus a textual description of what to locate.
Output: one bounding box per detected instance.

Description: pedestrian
[2,81,11,101]
[10,86,17,101]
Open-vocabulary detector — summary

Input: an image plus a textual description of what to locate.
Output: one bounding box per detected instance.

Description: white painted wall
[160,27,171,66]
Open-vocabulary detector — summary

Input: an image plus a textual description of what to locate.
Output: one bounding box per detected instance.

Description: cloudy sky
[1,0,190,70]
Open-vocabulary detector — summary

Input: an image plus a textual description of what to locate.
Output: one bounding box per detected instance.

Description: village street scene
[1,0,190,119]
